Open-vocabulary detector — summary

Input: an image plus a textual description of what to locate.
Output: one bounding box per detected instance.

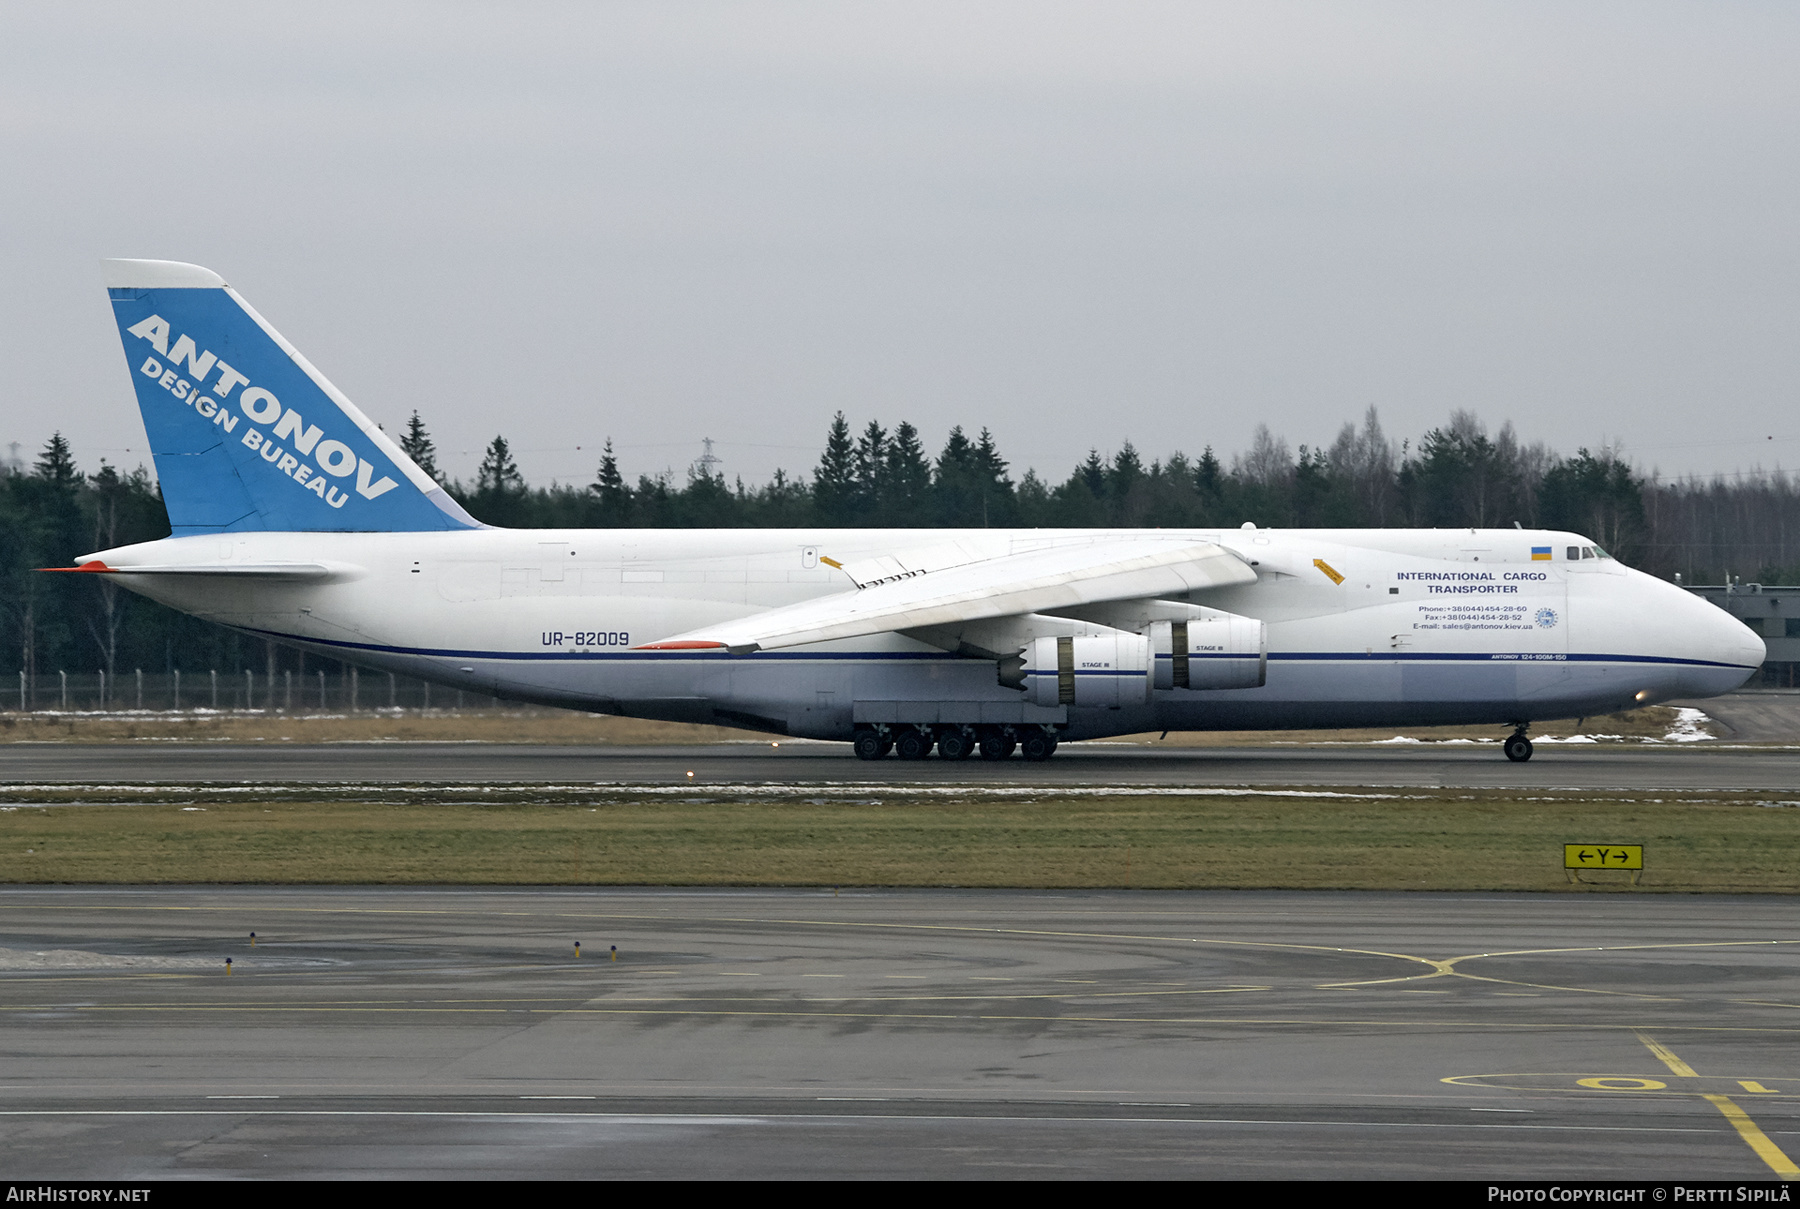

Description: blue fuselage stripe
[241,627,1755,672]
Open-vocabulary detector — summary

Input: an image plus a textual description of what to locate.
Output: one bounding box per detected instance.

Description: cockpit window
[1566,546,1580,560]
[1593,545,1612,559]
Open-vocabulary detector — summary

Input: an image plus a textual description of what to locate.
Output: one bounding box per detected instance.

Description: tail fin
[103,259,480,534]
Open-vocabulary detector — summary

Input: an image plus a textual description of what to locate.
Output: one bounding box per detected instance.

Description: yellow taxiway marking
[1639,1033,1797,1179]
[5,905,1794,1019]
[1320,938,1800,1000]
[1577,1077,1666,1091]
[1704,1097,1797,1179]
[1639,1033,1698,1077]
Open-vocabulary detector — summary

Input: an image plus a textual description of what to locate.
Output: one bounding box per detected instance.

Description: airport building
[1685,581,1800,688]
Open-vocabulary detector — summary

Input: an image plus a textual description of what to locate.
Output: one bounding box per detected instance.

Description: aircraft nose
[1687,596,1766,694]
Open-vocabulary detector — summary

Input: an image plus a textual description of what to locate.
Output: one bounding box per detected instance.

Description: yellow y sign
[1564,844,1643,869]
[1313,559,1344,585]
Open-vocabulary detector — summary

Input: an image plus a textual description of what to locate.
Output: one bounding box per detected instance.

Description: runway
[4,739,1800,790]
[2,886,1798,1179]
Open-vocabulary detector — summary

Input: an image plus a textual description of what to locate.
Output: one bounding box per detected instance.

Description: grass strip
[1,787,1796,891]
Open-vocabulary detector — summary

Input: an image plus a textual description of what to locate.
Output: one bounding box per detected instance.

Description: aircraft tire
[978,727,1016,761]
[1019,732,1055,762]
[1504,734,1533,763]
[895,729,935,760]
[852,730,888,761]
[936,727,974,760]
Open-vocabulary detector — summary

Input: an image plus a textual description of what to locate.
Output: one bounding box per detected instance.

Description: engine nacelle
[1150,613,1266,690]
[1026,634,1151,708]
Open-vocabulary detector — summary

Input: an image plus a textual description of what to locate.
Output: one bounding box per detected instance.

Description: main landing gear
[851,730,892,761]
[852,724,1059,762]
[1503,726,1534,763]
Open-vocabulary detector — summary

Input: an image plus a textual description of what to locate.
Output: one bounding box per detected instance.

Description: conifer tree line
[4,409,1798,678]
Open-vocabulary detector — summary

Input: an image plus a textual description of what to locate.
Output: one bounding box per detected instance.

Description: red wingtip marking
[634,640,726,651]
[38,560,113,573]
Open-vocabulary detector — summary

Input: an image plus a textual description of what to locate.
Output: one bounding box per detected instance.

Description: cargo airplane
[63,259,1765,763]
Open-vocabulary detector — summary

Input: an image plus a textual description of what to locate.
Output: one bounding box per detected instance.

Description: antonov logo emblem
[126,313,397,510]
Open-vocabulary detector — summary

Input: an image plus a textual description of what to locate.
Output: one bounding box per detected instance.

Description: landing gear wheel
[894,729,935,760]
[978,727,1016,761]
[936,727,974,760]
[1019,731,1057,762]
[1504,733,1534,763]
[852,730,890,761]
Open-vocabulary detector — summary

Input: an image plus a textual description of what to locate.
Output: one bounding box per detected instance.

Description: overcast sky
[3,2,1797,490]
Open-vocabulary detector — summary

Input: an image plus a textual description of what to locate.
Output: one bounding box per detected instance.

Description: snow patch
[1664,707,1714,743]
[0,946,216,971]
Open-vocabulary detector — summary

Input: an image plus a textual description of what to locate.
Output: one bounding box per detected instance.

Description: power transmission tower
[694,437,722,480]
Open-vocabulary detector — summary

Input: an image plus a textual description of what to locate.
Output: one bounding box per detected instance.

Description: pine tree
[1107,442,1147,525]
[476,436,523,494]
[13,434,85,691]
[812,412,857,524]
[634,471,675,527]
[1078,449,1106,498]
[972,428,1014,526]
[1195,446,1222,497]
[472,435,526,525]
[592,438,630,525]
[931,427,977,525]
[929,427,1015,526]
[34,432,79,491]
[884,421,931,524]
[398,411,441,482]
[854,420,889,517]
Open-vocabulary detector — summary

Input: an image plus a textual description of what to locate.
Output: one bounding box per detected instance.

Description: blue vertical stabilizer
[103,259,480,534]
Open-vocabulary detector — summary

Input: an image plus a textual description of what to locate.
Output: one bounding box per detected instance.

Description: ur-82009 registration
[541,631,630,647]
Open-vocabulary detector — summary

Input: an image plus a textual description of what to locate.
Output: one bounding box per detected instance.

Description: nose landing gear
[1503,727,1534,763]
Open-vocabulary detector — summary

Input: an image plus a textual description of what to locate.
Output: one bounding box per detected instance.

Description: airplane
[60,259,1767,764]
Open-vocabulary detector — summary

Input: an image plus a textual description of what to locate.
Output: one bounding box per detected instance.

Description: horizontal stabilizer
[43,559,334,580]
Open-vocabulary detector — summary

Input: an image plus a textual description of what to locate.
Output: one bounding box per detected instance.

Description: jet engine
[1020,610,1265,707]
[1025,634,1151,708]
[1150,613,1266,690]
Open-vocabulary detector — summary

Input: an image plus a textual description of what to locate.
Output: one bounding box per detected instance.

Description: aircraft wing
[640,538,1256,654]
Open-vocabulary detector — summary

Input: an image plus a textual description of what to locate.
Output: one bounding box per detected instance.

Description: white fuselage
[90,526,1764,740]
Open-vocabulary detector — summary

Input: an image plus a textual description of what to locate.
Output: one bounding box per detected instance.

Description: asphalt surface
[2,887,1798,1179]
[3,740,1799,790]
